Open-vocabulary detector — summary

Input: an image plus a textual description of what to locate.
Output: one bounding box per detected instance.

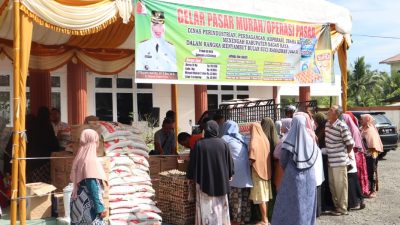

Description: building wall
[390,62,400,75]
[0,57,343,130]
[177,85,195,133]
[249,86,273,99]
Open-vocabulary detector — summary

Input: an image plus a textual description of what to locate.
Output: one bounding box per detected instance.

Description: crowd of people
[1,105,384,224]
[184,105,384,225]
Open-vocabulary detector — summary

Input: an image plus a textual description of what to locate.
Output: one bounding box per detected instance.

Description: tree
[347,57,383,106]
[380,71,400,100]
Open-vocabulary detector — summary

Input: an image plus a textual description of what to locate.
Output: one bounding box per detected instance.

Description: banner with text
[135,0,333,86]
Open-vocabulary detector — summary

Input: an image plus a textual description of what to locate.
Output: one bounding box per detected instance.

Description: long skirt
[196,184,230,225]
[229,188,252,225]
[366,155,379,193]
[355,149,370,196]
[272,159,317,225]
[71,183,104,225]
[348,172,364,209]
[250,168,273,203]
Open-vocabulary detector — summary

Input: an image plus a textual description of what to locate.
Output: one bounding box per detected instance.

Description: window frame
[89,74,154,123]
[207,85,250,109]
[0,71,67,126]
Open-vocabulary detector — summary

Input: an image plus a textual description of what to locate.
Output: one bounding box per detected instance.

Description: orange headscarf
[249,123,271,180]
[70,129,107,199]
[360,114,383,152]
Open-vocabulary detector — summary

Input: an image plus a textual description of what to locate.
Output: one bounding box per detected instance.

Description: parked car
[350,111,399,158]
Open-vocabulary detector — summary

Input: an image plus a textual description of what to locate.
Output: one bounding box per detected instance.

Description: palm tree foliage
[347,57,400,106]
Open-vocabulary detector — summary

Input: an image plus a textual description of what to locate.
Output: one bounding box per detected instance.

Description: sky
[329,0,400,73]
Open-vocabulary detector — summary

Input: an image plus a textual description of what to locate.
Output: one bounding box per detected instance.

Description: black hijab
[204,120,219,138]
[187,120,234,196]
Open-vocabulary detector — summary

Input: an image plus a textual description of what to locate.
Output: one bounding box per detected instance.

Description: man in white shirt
[137,10,177,73]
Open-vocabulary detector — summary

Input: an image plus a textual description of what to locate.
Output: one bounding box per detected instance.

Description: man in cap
[137,11,177,72]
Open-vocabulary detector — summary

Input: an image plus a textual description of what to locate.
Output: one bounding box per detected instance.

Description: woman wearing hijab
[346,111,360,127]
[314,112,334,213]
[70,129,107,225]
[273,118,292,191]
[222,121,253,225]
[271,115,319,225]
[260,117,280,219]
[343,113,369,195]
[187,120,234,225]
[295,112,324,217]
[360,114,383,198]
[249,123,273,225]
[345,112,370,196]
[340,116,364,210]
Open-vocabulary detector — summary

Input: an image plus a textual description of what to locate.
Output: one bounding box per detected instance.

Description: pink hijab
[360,114,383,152]
[70,129,107,199]
[342,114,365,152]
[294,112,317,142]
[345,111,359,127]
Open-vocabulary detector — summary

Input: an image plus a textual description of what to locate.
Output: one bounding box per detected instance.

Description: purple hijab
[342,114,365,151]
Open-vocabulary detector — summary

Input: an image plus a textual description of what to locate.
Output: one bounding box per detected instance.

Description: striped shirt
[325,119,354,167]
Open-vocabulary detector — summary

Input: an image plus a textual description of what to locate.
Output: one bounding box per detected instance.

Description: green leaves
[347,57,399,107]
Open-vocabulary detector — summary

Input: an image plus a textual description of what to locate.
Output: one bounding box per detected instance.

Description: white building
[0,57,341,133]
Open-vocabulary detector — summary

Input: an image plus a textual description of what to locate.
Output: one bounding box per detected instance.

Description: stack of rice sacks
[98,122,162,225]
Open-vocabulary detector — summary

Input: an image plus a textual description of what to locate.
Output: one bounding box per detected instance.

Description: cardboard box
[26,183,56,220]
[70,125,94,143]
[149,156,161,176]
[160,157,178,172]
[53,193,65,217]
[54,172,69,190]
[50,151,74,191]
[51,151,74,173]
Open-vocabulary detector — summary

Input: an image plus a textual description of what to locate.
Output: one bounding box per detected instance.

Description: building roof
[380,54,400,64]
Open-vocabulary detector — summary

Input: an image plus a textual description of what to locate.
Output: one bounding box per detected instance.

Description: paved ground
[318,148,400,225]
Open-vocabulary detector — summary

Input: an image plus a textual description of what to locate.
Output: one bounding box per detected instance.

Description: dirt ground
[317,148,400,225]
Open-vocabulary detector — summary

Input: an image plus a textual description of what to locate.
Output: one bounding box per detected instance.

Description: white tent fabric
[0,0,352,49]
[0,5,70,45]
[22,0,133,28]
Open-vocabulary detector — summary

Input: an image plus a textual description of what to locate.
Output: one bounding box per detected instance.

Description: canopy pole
[171,84,178,153]
[11,0,21,224]
[338,41,348,112]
